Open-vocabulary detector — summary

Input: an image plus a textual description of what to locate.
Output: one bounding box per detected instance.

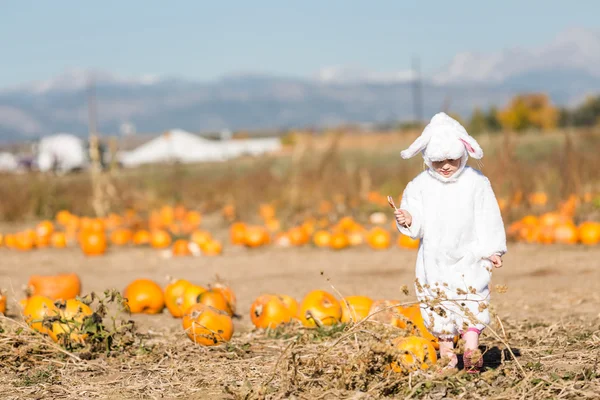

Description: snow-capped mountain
[433,28,600,85]
[0,28,599,141]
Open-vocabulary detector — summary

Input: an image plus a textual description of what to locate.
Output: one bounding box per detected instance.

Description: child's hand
[394,209,412,227]
[489,254,502,268]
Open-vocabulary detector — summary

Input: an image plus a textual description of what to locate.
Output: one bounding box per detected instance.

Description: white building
[36,133,88,173]
[119,129,282,167]
[0,152,18,172]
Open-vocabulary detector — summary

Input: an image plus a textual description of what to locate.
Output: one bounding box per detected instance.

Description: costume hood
[400,112,483,182]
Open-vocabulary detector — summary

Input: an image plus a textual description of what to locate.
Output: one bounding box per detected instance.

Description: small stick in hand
[388,195,408,228]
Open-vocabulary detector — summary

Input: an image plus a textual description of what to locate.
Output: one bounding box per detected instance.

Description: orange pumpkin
[150,229,172,249]
[329,232,349,250]
[312,230,332,248]
[278,294,299,317]
[367,227,391,250]
[211,283,237,315]
[397,303,443,350]
[190,230,212,248]
[184,210,202,228]
[0,292,6,314]
[198,290,233,316]
[230,222,247,245]
[347,231,364,247]
[368,299,406,326]
[123,279,165,314]
[299,290,342,327]
[15,231,35,251]
[202,240,223,256]
[182,303,234,346]
[554,222,578,245]
[259,203,276,220]
[4,233,16,249]
[23,295,59,340]
[36,220,55,239]
[50,232,68,248]
[578,222,600,246]
[181,284,208,313]
[172,239,192,256]
[390,336,437,372]
[398,234,419,250]
[244,226,269,248]
[173,204,187,221]
[250,294,295,329]
[527,192,548,207]
[288,226,310,246]
[27,273,81,301]
[56,210,73,226]
[132,229,151,245]
[110,228,133,246]
[164,279,192,318]
[340,296,374,323]
[52,299,93,343]
[80,231,107,256]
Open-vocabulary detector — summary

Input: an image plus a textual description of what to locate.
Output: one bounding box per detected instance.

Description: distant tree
[571,95,600,127]
[498,93,558,132]
[485,106,502,132]
[468,108,487,135]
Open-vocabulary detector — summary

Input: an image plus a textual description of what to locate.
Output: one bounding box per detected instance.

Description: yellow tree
[498,93,558,132]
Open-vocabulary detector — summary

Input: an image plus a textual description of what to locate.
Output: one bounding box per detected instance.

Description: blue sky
[1,1,598,87]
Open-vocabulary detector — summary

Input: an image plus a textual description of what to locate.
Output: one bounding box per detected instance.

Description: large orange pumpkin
[23,295,59,340]
[390,336,437,372]
[164,279,192,318]
[340,296,374,323]
[230,222,247,245]
[0,292,6,314]
[398,234,419,250]
[52,299,93,343]
[198,290,233,316]
[202,240,223,256]
[110,228,133,246]
[133,229,152,245]
[15,231,35,251]
[51,232,68,248]
[312,230,332,248]
[211,283,237,315]
[182,304,234,346]
[299,290,342,327]
[329,232,349,250]
[554,222,578,245]
[80,231,107,256]
[250,294,295,329]
[172,239,192,256]
[367,227,391,250]
[288,226,309,246]
[36,220,55,239]
[278,294,299,318]
[27,273,81,301]
[150,229,172,249]
[123,279,165,314]
[578,222,600,246]
[190,230,212,248]
[180,284,208,313]
[244,226,270,248]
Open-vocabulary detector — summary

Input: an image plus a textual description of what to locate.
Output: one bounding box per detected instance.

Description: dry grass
[2,128,600,224]
[1,310,598,399]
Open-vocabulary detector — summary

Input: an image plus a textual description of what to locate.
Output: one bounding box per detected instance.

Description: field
[1,129,600,399]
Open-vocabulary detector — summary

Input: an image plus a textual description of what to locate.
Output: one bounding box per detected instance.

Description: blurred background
[1,1,599,232]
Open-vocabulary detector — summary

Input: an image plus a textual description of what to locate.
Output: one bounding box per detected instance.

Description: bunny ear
[459,137,483,159]
[400,130,431,159]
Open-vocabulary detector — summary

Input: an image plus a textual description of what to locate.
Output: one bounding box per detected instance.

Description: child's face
[431,158,461,178]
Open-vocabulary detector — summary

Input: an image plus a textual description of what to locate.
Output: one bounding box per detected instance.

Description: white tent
[119,129,226,167]
[0,152,18,172]
[36,133,88,173]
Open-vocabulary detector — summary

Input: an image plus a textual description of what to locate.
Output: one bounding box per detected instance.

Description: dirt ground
[1,243,599,399]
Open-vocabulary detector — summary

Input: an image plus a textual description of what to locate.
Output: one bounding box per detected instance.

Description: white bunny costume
[397,112,506,339]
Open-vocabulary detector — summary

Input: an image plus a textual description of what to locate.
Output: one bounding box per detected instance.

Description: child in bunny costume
[394,112,506,372]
